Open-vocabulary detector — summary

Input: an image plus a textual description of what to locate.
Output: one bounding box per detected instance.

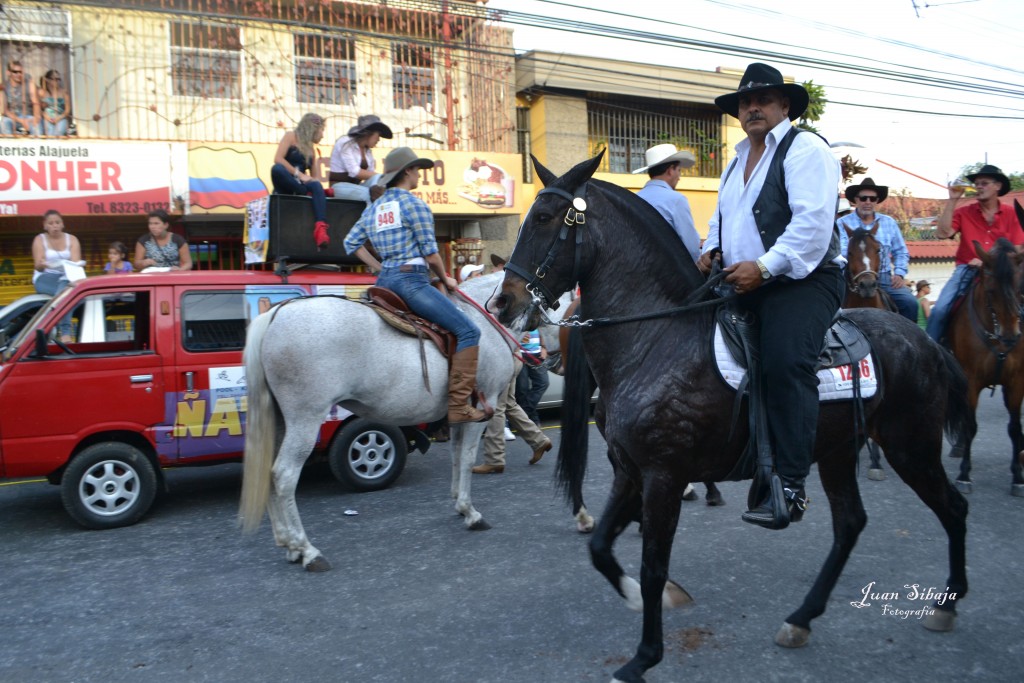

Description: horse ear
[532,155,556,187]
[842,224,854,239]
[972,239,989,263]
[561,150,606,189]
[869,222,881,236]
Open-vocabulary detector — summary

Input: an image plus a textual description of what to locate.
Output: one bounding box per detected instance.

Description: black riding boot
[741,474,808,530]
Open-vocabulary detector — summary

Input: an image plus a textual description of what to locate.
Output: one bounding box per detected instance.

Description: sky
[487,0,1024,198]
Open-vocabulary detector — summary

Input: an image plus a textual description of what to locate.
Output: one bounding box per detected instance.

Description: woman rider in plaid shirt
[344,147,489,423]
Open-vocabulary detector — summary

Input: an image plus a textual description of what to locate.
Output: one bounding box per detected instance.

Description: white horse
[239,272,517,571]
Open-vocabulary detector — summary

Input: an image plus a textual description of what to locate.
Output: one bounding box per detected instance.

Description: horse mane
[588,178,707,297]
[988,237,1019,305]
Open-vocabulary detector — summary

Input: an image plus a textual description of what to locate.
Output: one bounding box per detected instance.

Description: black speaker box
[265,193,368,264]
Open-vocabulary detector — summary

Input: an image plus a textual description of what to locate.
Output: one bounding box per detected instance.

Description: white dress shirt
[704,118,841,279]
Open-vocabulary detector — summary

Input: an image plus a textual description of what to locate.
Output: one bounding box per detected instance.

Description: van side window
[182,292,248,352]
[46,292,151,354]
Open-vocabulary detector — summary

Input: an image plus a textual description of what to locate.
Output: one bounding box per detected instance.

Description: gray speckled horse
[238,272,516,571]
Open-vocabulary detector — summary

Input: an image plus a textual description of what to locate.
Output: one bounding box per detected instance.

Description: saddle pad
[713,323,878,402]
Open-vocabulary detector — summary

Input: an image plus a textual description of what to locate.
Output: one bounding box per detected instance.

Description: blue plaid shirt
[344,187,439,267]
[837,212,909,283]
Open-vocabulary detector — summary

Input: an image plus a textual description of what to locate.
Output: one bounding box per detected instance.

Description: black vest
[719,127,840,273]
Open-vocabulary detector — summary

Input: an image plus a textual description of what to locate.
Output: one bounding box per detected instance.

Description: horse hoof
[705,493,725,506]
[468,518,492,531]
[774,622,810,648]
[682,484,698,501]
[867,468,886,481]
[948,447,964,459]
[955,480,973,494]
[576,515,595,534]
[1011,484,1024,498]
[922,608,956,632]
[305,556,332,573]
[663,580,694,609]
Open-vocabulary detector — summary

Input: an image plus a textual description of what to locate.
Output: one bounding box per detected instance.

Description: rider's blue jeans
[926,263,974,342]
[377,265,480,352]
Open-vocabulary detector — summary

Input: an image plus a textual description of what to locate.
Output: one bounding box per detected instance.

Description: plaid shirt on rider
[837,212,909,284]
[344,187,439,268]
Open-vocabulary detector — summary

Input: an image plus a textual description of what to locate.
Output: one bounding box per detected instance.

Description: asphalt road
[1,393,1022,683]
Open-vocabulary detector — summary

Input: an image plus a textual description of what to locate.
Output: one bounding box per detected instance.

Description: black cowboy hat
[844,177,889,204]
[714,62,809,121]
[347,114,393,139]
[966,164,1011,197]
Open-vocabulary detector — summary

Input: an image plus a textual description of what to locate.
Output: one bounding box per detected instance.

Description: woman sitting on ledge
[271,113,331,249]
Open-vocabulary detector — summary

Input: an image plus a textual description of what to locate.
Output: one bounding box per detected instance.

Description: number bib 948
[375,201,403,232]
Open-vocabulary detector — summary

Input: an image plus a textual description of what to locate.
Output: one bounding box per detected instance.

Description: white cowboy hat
[460,263,485,281]
[632,144,697,175]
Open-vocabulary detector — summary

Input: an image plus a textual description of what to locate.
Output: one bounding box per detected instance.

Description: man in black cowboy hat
[329,114,393,204]
[838,177,918,321]
[927,164,1024,342]
[698,62,843,530]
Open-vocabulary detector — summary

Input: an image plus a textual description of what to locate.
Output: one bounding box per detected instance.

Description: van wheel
[60,442,158,529]
[328,419,407,492]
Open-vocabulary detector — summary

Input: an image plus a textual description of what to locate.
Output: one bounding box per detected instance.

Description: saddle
[717,306,876,485]
[362,286,457,361]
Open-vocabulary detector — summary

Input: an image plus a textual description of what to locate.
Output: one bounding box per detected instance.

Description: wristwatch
[755,259,771,280]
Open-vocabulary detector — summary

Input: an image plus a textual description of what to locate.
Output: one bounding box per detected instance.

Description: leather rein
[505,183,729,329]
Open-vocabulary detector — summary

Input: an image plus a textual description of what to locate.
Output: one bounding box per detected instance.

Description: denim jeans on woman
[34,271,73,337]
[377,265,480,352]
[270,164,327,222]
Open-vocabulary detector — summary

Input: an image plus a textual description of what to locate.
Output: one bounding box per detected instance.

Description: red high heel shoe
[314,221,330,250]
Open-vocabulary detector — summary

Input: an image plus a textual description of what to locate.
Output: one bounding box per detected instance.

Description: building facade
[0,0,519,303]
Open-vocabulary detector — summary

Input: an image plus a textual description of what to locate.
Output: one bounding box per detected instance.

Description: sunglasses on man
[857,195,879,202]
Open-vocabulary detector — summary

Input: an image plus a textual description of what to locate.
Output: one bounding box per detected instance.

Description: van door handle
[184,371,194,392]
[130,374,154,384]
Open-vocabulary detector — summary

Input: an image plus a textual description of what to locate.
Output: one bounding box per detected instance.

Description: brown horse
[947,238,1024,497]
[493,153,971,683]
[842,224,898,481]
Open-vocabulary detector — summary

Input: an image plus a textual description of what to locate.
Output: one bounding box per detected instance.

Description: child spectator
[104,241,133,274]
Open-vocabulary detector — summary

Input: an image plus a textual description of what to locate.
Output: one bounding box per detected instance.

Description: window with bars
[587,98,723,177]
[294,34,356,106]
[170,22,241,100]
[516,106,532,183]
[0,5,72,132]
[392,43,433,110]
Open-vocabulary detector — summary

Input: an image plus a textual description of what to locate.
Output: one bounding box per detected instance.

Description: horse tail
[556,324,593,506]
[239,312,278,534]
[939,345,976,446]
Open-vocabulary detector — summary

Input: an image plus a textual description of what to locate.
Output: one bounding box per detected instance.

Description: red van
[0,270,430,529]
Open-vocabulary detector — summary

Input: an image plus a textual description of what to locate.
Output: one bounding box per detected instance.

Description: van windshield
[1,292,68,360]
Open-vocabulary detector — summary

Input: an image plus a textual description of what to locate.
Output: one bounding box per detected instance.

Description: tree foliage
[797,80,827,134]
[957,162,1024,192]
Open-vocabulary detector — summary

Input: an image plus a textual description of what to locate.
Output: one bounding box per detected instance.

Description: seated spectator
[38,69,69,137]
[105,241,133,274]
[1,60,42,136]
[32,209,83,341]
[329,114,392,204]
[134,209,193,271]
[270,113,331,249]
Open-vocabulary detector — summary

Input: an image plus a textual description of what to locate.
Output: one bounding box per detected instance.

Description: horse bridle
[504,184,590,312]
[506,181,728,329]
[966,272,1024,372]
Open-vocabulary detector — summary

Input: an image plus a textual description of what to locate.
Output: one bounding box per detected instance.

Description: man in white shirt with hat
[634,144,701,262]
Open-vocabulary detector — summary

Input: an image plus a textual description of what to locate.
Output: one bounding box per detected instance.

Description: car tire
[60,442,158,529]
[327,419,407,492]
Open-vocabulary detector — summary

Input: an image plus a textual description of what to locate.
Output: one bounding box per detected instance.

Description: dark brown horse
[493,153,971,683]
[553,298,724,534]
[842,224,898,481]
[947,238,1024,497]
